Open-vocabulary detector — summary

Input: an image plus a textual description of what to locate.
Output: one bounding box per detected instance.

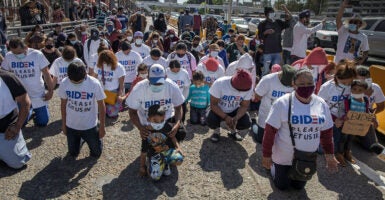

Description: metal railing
[6,19,97,38]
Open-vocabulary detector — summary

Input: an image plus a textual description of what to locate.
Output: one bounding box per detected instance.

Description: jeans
[271,163,307,190]
[0,131,31,169]
[190,106,207,125]
[262,53,281,76]
[26,105,50,127]
[206,108,251,130]
[66,126,102,157]
[282,50,291,65]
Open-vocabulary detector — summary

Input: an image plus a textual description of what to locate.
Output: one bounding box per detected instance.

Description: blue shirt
[218,49,229,68]
[350,98,366,113]
[187,84,210,109]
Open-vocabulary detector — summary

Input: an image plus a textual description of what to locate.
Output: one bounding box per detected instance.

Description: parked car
[309,21,338,50]
[361,17,385,58]
[231,17,248,34]
[247,18,264,36]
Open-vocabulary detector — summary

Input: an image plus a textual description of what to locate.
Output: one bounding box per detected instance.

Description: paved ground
[1,90,385,199]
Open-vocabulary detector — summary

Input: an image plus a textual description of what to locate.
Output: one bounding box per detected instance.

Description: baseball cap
[134,31,143,38]
[149,64,165,84]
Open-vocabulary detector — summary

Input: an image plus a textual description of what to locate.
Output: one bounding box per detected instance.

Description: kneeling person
[58,62,106,158]
[145,104,184,180]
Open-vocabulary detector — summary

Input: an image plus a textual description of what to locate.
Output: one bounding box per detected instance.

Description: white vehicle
[311,21,338,50]
[231,18,249,34]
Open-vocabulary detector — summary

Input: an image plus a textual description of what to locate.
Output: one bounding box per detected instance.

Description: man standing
[180,10,194,33]
[258,6,291,76]
[192,10,202,36]
[2,38,54,127]
[117,7,129,32]
[83,28,109,67]
[281,7,297,65]
[291,10,324,64]
[335,0,369,64]
[0,69,32,169]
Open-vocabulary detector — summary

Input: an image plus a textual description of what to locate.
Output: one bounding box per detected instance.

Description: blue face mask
[70,40,77,45]
[15,53,26,60]
[348,24,357,32]
[150,84,164,93]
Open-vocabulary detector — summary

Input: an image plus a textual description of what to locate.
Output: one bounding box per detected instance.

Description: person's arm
[234,100,250,122]
[261,123,278,169]
[4,93,30,140]
[128,108,149,139]
[337,0,348,30]
[117,76,125,103]
[168,105,182,138]
[97,99,106,138]
[281,4,292,20]
[356,51,368,65]
[42,67,54,100]
[320,127,339,173]
[60,98,67,135]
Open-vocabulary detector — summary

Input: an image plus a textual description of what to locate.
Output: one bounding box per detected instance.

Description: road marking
[351,156,385,191]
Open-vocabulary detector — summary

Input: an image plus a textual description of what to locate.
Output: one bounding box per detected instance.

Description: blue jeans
[0,131,31,169]
[66,126,102,157]
[26,105,50,127]
[282,50,291,65]
[262,53,281,76]
[190,106,207,125]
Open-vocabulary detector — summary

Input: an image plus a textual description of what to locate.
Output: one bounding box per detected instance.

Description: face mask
[150,121,166,130]
[127,36,133,41]
[177,53,185,58]
[169,34,174,38]
[150,84,164,93]
[138,73,147,79]
[268,12,275,20]
[351,93,365,99]
[15,53,26,60]
[135,39,142,45]
[210,51,219,57]
[296,85,315,99]
[365,78,372,88]
[207,40,212,44]
[81,31,87,35]
[348,24,357,32]
[152,39,158,44]
[70,40,77,45]
[45,44,53,49]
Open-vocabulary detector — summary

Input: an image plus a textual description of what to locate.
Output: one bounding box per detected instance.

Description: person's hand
[342,0,349,8]
[43,90,53,101]
[224,116,234,130]
[176,147,184,156]
[232,117,238,130]
[365,87,374,97]
[5,124,20,140]
[168,124,179,138]
[263,29,275,35]
[62,124,67,135]
[325,154,339,173]
[117,95,125,103]
[139,126,150,140]
[334,118,344,128]
[99,126,106,138]
[262,157,272,170]
[373,118,379,129]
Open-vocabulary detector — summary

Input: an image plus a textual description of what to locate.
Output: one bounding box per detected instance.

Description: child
[58,62,106,158]
[337,80,373,166]
[186,71,210,125]
[140,104,184,180]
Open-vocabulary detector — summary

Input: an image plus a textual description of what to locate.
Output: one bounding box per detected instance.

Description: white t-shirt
[368,83,385,108]
[335,26,369,63]
[291,22,323,58]
[130,43,151,59]
[225,60,257,88]
[49,57,84,84]
[199,55,225,69]
[83,39,108,66]
[318,79,350,118]
[209,76,253,113]
[166,52,197,79]
[58,76,106,130]
[196,62,225,86]
[95,63,126,91]
[2,48,49,108]
[142,56,168,69]
[255,73,294,128]
[191,44,204,53]
[88,53,98,70]
[115,50,143,83]
[126,78,185,125]
[166,68,191,98]
[266,92,333,165]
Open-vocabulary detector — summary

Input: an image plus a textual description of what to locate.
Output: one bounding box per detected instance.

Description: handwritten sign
[342,111,375,136]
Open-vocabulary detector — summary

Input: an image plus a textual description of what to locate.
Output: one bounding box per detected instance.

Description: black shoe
[228,132,243,141]
[370,143,385,155]
[210,133,220,143]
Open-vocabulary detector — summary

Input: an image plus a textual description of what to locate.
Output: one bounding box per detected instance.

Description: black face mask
[45,44,53,49]
[177,53,185,58]
[192,43,199,47]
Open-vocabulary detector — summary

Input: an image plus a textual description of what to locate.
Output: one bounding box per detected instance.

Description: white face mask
[150,121,166,130]
[210,51,219,57]
[268,12,276,20]
[153,39,158,44]
[169,34,174,38]
[351,93,365,99]
[135,39,143,45]
[138,73,147,79]
[127,36,133,41]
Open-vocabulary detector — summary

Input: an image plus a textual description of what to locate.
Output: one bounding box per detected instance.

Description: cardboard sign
[342,111,374,136]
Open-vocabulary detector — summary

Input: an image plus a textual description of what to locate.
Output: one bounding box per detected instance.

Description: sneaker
[251,123,258,135]
[344,151,356,164]
[163,164,171,176]
[335,153,346,167]
[228,132,243,141]
[210,133,220,143]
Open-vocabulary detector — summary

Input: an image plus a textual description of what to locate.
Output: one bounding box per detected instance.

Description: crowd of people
[0,0,384,189]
